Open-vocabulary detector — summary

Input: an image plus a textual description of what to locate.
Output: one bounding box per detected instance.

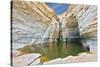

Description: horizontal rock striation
[11,1,97,66]
[60,4,97,52]
[12,1,60,49]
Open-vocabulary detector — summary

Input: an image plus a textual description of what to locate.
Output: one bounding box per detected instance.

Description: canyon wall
[12,1,59,49]
[12,1,97,53]
[75,5,97,53]
[61,4,97,53]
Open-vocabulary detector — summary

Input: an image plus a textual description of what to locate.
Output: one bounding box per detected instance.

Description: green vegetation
[40,56,49,63]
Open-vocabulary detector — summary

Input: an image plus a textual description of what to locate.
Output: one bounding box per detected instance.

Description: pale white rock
[62,53,97,63]
[62,56,78,63]
[75,53,97,62]
[63,4,97,52]
[12,1,59,49]
[13,53,41,66]
[30,58,41,65]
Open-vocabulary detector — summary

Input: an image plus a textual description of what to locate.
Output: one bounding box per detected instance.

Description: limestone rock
[12,1,59,49]
[11,1,97,66]
[13,53,41,66]
[60,4,97,52]
[30,58,41,65]
[62,53,97,63]
[62,56,78,63]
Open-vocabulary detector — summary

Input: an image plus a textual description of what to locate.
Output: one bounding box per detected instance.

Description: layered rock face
[75,5,97,53]
[12,1,97,66]
[12,1,97,52]
[12,1,59,49]
[59,13,80,42]
[61,4,97,52]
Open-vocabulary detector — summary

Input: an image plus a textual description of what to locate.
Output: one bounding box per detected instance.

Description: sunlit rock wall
[63,4,97,53]
[74,5,97,37]
[75,5,97,53]
[12,1,59,49]
[12,1,97,53]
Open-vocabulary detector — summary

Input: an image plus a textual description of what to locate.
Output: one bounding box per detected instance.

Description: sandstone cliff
[12,1,97,52]
[59,4,97,52]
[12,1,60,49]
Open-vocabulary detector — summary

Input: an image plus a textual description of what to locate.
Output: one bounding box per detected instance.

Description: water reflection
[33,39,87,60]
[19,38,88,61]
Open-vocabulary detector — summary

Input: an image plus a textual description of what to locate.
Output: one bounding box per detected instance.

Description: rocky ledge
[12,51,97,66]
[12,51,41,67]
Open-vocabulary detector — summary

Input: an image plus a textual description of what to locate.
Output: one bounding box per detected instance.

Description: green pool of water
[19,41,87,62]
[38,42,87,60]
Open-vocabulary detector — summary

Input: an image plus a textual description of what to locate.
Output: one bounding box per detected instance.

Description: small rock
[62,54,97,63]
